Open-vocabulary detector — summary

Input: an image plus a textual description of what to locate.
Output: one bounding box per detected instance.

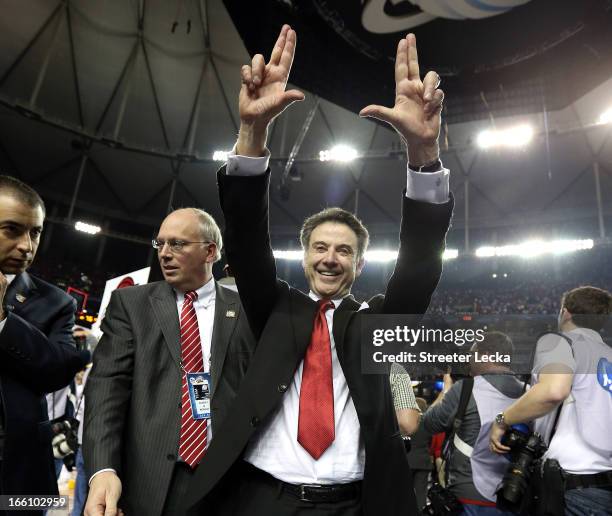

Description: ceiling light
[75,221,101,235]
[475,239,593,258]
[598,107,612,125]
[212,150,230,161]
[319,144,358,162]
[476,124,533,149]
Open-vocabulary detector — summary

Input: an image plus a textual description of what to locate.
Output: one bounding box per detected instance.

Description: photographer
[423,332,523,515]
[489,286,612,515]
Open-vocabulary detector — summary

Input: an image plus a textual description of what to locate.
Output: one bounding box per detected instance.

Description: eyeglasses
[151,238,212,252]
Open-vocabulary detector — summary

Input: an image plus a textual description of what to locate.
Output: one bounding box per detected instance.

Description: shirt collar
[176,278,216,308]
[308,290,348,309]
[566,326,604,343]
[5,274,16,286]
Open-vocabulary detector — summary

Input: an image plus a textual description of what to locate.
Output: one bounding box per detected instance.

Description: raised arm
[360,33,443,167]
[219,25,304,339]
[361,34,453,314]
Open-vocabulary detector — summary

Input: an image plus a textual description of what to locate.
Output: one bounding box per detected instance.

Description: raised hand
[359,33,443,166]
[237,24,305,156]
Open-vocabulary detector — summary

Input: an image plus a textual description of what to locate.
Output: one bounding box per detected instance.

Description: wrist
[236,122,268,157]
[406,141,439,167]
[495,411,509,429]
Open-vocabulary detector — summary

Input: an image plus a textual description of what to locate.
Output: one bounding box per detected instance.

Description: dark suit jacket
[185,169,454,515]
[0,272,86,514]
[84,280,255,516]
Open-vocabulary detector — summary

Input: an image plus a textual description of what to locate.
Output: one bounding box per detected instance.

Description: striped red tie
[178,290,208,468]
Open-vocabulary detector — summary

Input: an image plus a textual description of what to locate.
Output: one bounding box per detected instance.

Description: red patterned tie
[298,299,335,459]
[178,290,208,468]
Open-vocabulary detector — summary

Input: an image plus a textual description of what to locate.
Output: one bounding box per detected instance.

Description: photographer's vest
[463,375,524,501]
[539,328,612,473]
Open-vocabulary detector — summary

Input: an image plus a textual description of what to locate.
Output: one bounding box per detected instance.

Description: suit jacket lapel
[332,295,360,359]
[209,284,238,394]
[5,272,39,315]
[149,282,181,370]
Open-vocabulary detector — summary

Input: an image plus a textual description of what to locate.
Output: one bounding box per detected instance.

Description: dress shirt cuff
[226,145,270,176]
[89,468,117,485]
[406,165,450,204]
[0,317,6,334]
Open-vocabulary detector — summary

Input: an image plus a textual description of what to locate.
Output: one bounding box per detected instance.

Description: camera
[51,418,80,470]
[495,426,547,513]
[421,484,463,516]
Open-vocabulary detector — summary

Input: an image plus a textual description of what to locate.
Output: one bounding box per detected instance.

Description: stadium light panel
[599,107,612,125]
[273,250,303,261]
[212,150,230,161]
[319,144,358,162]
[476,124,533,149]
[75,221,101,235]
[475,239,593,258]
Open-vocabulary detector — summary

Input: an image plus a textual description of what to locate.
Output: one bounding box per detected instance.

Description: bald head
[155,208,222,293]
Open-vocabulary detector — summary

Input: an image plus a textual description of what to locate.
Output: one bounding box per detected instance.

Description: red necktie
[298,300,335,459]
[178,290,208,468]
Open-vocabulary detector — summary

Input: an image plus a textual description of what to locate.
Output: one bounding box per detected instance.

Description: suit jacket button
[167,454,176,461]
[250,416,260,428]
[277,383,288,393]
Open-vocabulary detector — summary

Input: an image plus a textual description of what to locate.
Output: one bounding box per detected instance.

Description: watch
[495,412,508,428]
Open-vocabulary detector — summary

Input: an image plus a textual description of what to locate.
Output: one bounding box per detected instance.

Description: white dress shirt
[0,274,16,334]
[244,293,365,484]
[227,149,450,484]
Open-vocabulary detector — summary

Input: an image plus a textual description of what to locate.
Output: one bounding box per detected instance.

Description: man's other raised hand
[237,25,305,157]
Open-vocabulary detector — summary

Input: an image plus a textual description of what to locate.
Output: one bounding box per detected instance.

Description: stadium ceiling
[0,0,611,251]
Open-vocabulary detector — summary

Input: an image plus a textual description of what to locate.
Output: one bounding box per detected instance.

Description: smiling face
[302,221,365,300]
[156,209,216,293]
[0,194,44,275]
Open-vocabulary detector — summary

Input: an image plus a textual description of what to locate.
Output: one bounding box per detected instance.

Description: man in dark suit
[185,26,453,515]
[83,207,255,516]
[0,175,88,515]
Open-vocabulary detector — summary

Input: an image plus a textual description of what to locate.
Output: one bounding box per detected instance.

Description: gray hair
[300,207,369,262]
[190,208,223,262]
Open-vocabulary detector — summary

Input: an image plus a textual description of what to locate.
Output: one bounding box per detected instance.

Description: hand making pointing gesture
[360,33,444,166]
[237,24,305,157]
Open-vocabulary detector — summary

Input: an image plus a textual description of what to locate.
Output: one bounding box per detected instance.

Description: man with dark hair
[490,286,612,515]
[300,207,370,262]
[423,332,523,514]
[185,26,453,515]
[0,174,87,514]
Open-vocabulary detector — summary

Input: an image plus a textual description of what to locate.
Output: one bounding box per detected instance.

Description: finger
[406,33,420,81]
[241,65,253,87]
[425,89,444,115]
[270,24,291,65]
[251,54,265,86]
[395,38,408,84]
[359,104,395,124]
[104,493,119,516]
[423,71,440,101]
[277,90,305,112]
[278,29,297,76]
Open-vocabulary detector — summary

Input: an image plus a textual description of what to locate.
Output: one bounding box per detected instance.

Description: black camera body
[50,417,80,470]
[496,427,547,513]
[421,484,463,516]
